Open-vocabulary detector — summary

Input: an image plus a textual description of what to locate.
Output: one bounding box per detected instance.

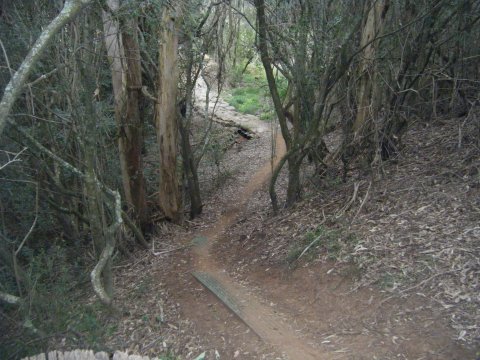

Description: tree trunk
[255,0,291,149]
[103,0,147,227]
[256,0,299,211]
[285,155,302,207]
[79,59,114,304]
[122,17,148,226]
[352,0,390,139]
[179,121,203,218]
[156,6,182,224]
[179,32,203,219]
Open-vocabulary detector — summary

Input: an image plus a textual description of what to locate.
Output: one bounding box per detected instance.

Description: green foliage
[0,247,110,359]
[226,64,287,121]
[259,110,275,121]
[228,87,262,115]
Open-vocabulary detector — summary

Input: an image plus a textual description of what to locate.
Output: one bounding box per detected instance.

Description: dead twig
[336,181,361,217]
[351,180,372,222]
[151,241,192,256]
[378,270,456,307]
[0,148,27,171]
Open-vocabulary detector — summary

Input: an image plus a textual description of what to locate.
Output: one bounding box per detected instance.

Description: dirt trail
[189,97,329,359]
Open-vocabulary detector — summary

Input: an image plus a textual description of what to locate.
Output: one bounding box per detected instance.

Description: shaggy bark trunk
[122,18,147,225]
[103,1,147,227]
[156,7,182,223]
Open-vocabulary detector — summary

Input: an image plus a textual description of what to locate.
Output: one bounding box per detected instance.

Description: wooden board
[192,271,243,318]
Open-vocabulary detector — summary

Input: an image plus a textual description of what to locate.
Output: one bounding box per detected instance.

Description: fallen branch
[90,240,115,306]
[152,244,191,256]
[297,234,322,261]
[90,185,122,308]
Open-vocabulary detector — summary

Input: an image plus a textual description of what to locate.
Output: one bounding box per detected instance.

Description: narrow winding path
[190,80,327,359]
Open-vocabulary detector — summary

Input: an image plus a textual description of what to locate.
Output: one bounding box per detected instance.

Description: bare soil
[104,88,478,359]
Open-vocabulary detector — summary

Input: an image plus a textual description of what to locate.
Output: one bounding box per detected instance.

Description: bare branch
[0,0,93,138]
[8,117,122,307]
[0,148,27,171]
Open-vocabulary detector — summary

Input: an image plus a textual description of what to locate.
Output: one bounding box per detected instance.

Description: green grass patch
[228,87,262,114]
[226,63,287,120]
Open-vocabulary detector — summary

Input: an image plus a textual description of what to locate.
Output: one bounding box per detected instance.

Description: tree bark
[255,0,291,149]
[179,33,203,219]
[353,0,390,139]
[256,0,299,211]
[156,6,182,223]
[285,154,303,207]
[122,17,147,225]
[103,1,147,227]
[179,121,203,218]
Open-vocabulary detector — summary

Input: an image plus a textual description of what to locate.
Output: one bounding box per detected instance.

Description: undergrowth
[0,246,111,359]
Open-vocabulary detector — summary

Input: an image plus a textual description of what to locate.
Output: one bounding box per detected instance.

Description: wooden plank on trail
[192,271,242,315]
[192,271,322,360]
